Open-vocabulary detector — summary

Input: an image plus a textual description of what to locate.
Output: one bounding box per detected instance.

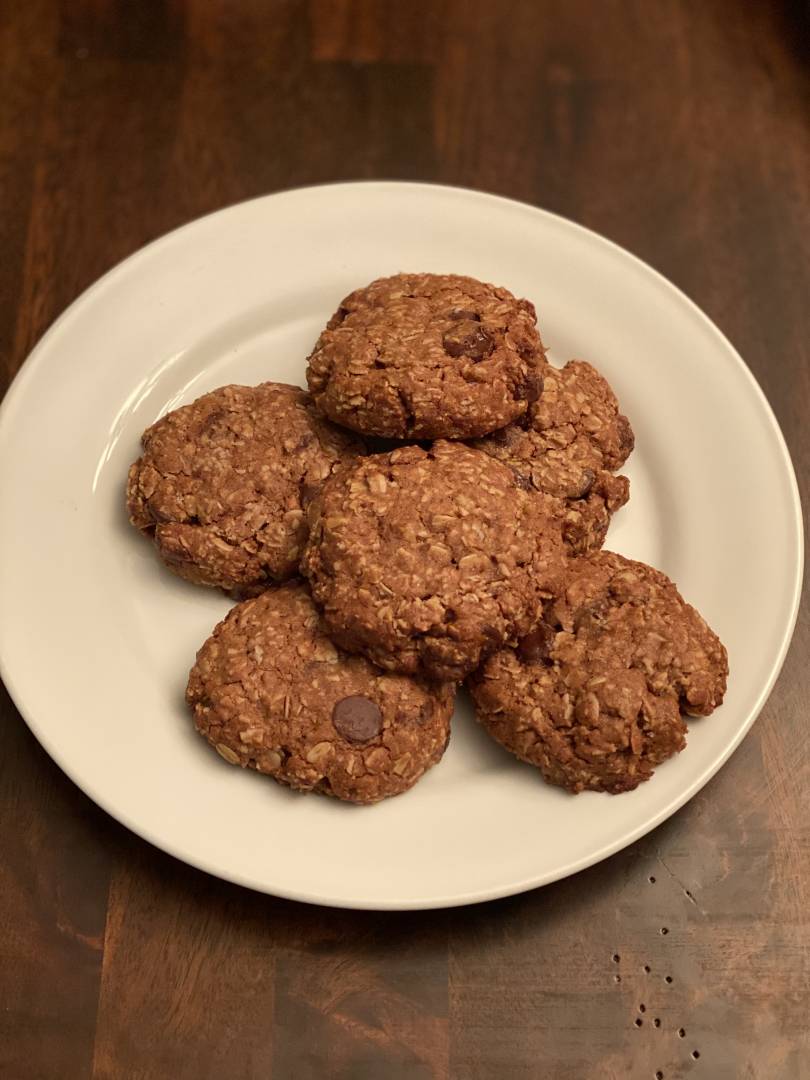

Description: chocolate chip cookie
[186,582,454,804]
[471,360,634,553]
[468,551,728,794]
[302,440,566,683]
[306,273,546,439]
[127,382,364,596]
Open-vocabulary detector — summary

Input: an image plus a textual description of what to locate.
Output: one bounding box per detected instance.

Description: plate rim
[0,180,803,910]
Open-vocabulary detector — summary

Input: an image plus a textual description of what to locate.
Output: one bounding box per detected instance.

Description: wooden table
[2,3,808,1077]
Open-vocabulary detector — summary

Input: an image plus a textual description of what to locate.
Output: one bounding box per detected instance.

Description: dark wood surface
[1,2,808,1077]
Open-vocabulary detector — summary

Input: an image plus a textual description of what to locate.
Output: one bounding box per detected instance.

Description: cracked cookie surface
[127,382,364,596]
[471,360,634,554]
[302,440,567,682]
[306,273,546,439]
[186,582,454,804]
[468,551,728,793]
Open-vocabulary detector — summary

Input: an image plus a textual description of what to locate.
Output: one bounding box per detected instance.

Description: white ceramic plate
[0,183,802,910]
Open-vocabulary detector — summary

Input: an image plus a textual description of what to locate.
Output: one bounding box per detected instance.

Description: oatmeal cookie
[186,582,454,804]
[302,440,566,683]
[471,360,634,553]
[468,551,728,793]
[127,382,364,596]
[306,273,546,439]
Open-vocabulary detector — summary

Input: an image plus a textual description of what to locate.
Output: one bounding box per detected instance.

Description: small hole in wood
[639,1003,646,1012]
[678,1028,686,1038]
[656,1072,664,1080]
[643,964,651,974]
[634,1018,643,1028]
[649,875,656,883]
[685,889,693,899]
[653,1017,661,1028]
[660,927,669,935]
[614,974,621,983]
[612,953,620,963]
[665,975,673,984]
[692,1051,700,1060]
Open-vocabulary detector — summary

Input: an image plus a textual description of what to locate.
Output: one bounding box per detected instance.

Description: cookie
[302,440,566,683]
[186,582,454,805]
[471,360,634,553]
[468,551,728,794]
[306,273,546,439]
[127,382,364,596]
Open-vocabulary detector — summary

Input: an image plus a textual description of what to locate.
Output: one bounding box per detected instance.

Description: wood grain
[91,845,277,1080]
[1,2,808,1077]
[0,683,110,1080]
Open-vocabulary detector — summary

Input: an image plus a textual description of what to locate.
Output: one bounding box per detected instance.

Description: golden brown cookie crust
[471,360,634,554]
[186,582,454,804]
[302,440,567,683]
[306,273,546,439]
[127,382,364,595]
[468,551,728,794]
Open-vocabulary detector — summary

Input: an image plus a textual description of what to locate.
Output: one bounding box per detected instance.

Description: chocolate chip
[516,370,543,402]
[293,433,315,454]
[299,480,321,506]
[488,426,511,446]
[200,408,227,435]
[573,600,609,632]
[327,305,350,328]
[332,695,383,743]
[518,623,556,663]
[447,308,481,321]
[617,414,635,455]
[571,468,595,499]
[442,324,495,361]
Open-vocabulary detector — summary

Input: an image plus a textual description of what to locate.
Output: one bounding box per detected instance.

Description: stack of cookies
[127,274,728,805]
